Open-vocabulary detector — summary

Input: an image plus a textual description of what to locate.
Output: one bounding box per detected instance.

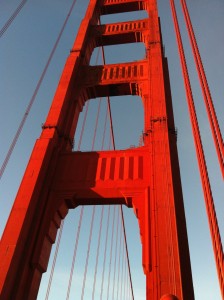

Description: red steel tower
[0,0,194,299]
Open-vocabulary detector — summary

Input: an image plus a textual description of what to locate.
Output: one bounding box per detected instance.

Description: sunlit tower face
[1,0,223,299]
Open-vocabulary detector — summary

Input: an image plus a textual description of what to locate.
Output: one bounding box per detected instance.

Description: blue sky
[0,0,224,299]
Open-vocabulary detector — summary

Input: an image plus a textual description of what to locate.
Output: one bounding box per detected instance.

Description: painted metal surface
[0,0,194,299]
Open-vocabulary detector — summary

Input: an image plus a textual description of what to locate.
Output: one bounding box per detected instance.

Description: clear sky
[0,0,224,299]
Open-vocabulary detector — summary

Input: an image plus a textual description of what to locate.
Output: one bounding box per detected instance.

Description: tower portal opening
[74,95,144,151]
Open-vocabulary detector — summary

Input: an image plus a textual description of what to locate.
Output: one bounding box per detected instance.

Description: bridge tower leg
[0,0,194,299]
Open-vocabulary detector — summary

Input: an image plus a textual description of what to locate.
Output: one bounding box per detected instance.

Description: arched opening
[90,42,146,66]
[37,205,145,299]
[73,95,144,151]
[100,9,148,24]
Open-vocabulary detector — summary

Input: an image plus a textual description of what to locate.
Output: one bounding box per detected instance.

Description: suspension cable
[92,205,104,299]
[116,217,123,300]
[0,0,28,38]
[112,208,120,299]
[170,1,224,297]
[66,44,103,298]
[45,220,64,300]
[81,206,96,300]
[0,0,78,180]
[77,101,90,150]
[124,257,128,299]
[66,206,84,300]
[106,206,116,300]
[180,0,224,178]
[101,105,108,150]
[100,27,116,150]
[92,98,102,150]
[100,206,111,300]
[120,206,135,299]
[119,236,125,299]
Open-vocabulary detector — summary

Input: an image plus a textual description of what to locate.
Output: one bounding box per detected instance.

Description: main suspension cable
[0,0,28,38]
[0,0,78,180]
[180,0,224,178]
[170,1,224,297]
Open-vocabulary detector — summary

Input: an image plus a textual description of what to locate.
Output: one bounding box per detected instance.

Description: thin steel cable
[100,29,116,150]
[124,258,127,299]
[65,37,99,295]
[116,218,123,300]
[119,206,135,300]
[0,0,28,38]
[170,0,224,296]
[119,238,125,300]
[92,206,104,299]
[77,101,90,150]
[66,41,101,298]
[81,206,96,300]
[78,44,101,151]
[112,209,120,299]
[0,0,78,180]
[91,45,103,149]
[100,206,111,300]
[66,206,84,300]
[92,98,102,150]
[108,132,112,150]
[101,105,108,150]
[87,47,106,298]
[106,206,116,300]
[45,220,64,300]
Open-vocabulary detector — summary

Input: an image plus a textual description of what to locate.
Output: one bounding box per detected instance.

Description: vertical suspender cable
[101,107,108,150]
[0,0,78,180]
[116,218,123,300]
[66,206,84,300]
[106,206,116,300]
[92,205,104,299]
[77,102,90,150]
[180,0,224,178]
[120,206,135,300]
[45,220,64,300]
[100,28,116,150]
[170,1,224,297]
[112,209,120,299]
[119,237,125,300]
[124,259,128,299]
[66,40,100,294]
[92,98,102,150]
[66,43,101,295]
[100,206,111,300]
[81,206,96,300]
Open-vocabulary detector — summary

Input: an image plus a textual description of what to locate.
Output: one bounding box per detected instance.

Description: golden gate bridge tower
[0,0,223,299]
